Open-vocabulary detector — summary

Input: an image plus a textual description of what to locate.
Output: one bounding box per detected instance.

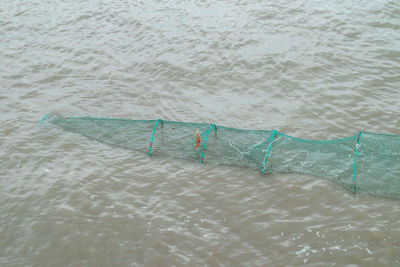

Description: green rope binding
[262,129,278,174]
[353,131,362,193]
[148,118,161,156]
[40,114,48,125]
[200,124,216,163]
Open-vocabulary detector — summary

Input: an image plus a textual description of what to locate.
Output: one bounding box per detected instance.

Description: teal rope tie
[262,129,278,174]
[148,119,161,156]
[40,114,48,125]
[353,131,362,194]
[200,124,216,164]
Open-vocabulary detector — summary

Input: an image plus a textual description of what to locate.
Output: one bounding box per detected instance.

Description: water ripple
[1,0,400,265]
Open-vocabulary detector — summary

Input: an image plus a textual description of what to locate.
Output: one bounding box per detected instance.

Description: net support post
[148,118,161,156]
[262,129,278,174]
[200,124,216,164]
[353,131,362,194]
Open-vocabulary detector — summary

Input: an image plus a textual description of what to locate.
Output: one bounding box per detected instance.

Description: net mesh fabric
[356,132,400,198]
[45,114,400,198]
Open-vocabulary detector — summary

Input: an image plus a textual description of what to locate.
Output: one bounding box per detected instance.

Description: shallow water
[1,0,400,266]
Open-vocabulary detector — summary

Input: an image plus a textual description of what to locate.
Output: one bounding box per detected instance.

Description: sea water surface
[1,0,400,266]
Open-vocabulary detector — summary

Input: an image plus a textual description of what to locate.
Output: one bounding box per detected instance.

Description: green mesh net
[42,114,400,199]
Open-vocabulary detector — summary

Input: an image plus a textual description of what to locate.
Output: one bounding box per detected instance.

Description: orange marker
[194,129,201,148]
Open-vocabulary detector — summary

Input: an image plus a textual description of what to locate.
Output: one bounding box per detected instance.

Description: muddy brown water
[1,0,400,266]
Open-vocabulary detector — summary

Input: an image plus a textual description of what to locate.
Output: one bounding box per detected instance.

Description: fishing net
[42,114,400,198]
